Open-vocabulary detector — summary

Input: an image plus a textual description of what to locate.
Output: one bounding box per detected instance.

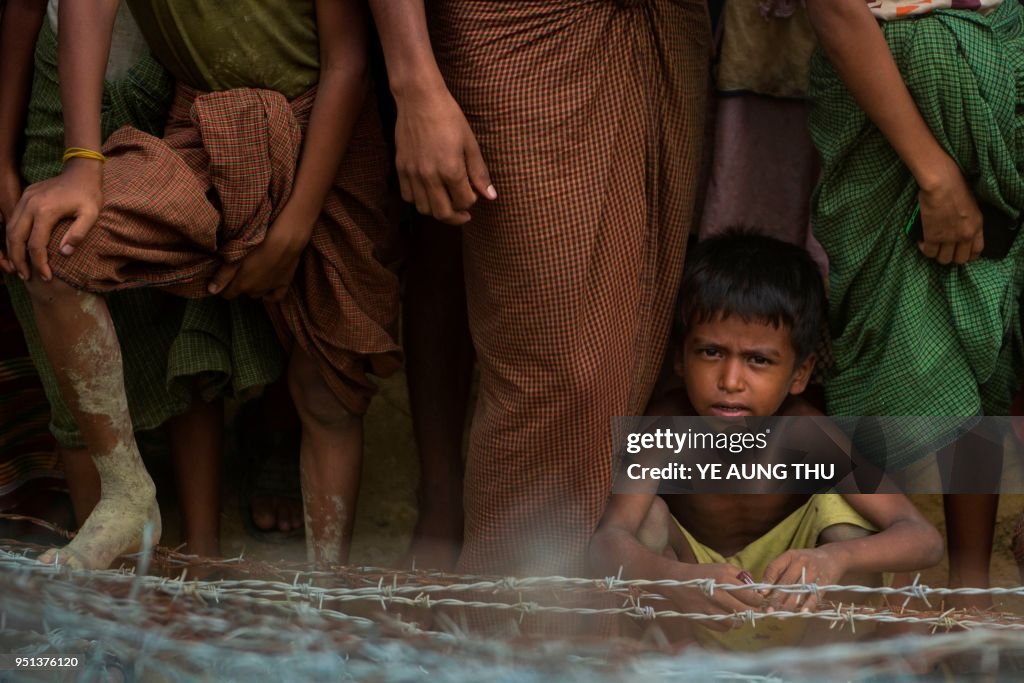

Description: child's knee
[817,523,873,546]
[287,355,358,429]
[636,496,673,556]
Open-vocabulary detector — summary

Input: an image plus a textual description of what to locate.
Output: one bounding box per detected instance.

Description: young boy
[4,0,400,569]
[589,233,943,650]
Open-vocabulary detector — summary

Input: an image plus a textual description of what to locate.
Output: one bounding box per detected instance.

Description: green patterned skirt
[809,1,1024,466]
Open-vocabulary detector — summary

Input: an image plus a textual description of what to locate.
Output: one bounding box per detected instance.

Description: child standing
[0,1,287,557]
[5,0,399,568]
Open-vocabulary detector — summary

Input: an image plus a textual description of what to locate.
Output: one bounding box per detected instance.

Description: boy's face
[677,314,814,417]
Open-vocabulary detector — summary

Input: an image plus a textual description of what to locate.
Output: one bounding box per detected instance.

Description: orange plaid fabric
[48,84,401,415]
[430,0,711,579]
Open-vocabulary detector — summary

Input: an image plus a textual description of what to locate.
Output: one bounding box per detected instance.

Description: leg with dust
[168,391,223,557]
[25,277,159,569]
[287,348,362,565]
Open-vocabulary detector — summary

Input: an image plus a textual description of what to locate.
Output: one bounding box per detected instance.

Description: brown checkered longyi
[47,84,402,415]
[429,0,711,581]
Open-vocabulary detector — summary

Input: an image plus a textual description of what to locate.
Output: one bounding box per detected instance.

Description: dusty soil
[138,372,1024,612]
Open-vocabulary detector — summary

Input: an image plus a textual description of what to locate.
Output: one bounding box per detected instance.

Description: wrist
[269,211,314,251]
[906,145,957,193]
[818,543,853,576]
[63,156,105,179]
[389,69,449,102]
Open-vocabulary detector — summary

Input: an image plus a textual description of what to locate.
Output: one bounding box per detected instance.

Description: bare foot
[404,512,463,571]
[404,535,461,572]
[251,495,304,534]
[39,443,161,570]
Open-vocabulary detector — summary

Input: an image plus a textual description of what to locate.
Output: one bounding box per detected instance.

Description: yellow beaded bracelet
[62,147,107,164]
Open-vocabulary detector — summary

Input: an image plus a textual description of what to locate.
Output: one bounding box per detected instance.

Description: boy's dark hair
[679,231,825,362]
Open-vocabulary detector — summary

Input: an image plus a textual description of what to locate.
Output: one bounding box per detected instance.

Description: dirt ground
[103,371,1024,612]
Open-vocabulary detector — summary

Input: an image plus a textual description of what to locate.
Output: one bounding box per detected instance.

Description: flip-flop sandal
[237,403,304,544]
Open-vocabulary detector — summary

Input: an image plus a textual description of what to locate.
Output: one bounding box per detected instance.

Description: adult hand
[762,547,845,613]
[0,164,22,274]
[394,85,495,225]
[916,154,983,266]
[666,563,767,632]
[207,213,309,301]
[5,159,103,281]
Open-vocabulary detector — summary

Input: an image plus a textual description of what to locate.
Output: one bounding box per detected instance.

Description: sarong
[6,21,284,448]
[429,0,711,578]
[44,83,401,415]
[809,1,1024,466]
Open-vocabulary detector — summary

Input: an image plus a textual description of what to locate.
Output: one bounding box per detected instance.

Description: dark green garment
[7,21,284,448]
[809,1,1024,466]
[125,0,319,99]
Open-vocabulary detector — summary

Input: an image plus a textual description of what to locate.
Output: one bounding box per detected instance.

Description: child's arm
[4,0,116,282]
[0,0,47,270]
[806,0,982,266]
[590,492,766,629]
[367,0,494,226]
[762,493,943,612]
[208,0,370,300]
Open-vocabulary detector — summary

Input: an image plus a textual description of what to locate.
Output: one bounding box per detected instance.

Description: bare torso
[651,387,822,557]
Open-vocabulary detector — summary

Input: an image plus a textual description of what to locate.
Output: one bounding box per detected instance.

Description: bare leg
[58,445,100,529]
[288,348,362,565]
[27,278,159,569]
[944,494,997,598]
[633,496,694,642]
[403,220,474,570]
[247,379,303,534]
[941,431,999,609]
[168,392,223,557]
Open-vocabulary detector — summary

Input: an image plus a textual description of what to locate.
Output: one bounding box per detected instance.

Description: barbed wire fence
[3,515,1024,681]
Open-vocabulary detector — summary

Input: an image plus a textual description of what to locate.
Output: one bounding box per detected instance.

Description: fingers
[761,556,786,586]
[917,238,939,261]
[208,262,241,296]
[58,208,99,258]
[0,230,13,274]
[935,242,955,266]
[971,230,985,260]
[398,132,495,226]
[6,195,32,280]
[426,176,470,226]
[445,168,477,214]
[409,170,470,225]
[951,239,974,265]
[465,134,496,201]
[410,181,432,219]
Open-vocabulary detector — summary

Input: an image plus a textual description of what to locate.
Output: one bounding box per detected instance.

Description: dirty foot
[39,445,161,569]
[38,493,160,570]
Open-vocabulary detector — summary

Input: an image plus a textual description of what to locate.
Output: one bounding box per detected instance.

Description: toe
[251,496,276,531]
